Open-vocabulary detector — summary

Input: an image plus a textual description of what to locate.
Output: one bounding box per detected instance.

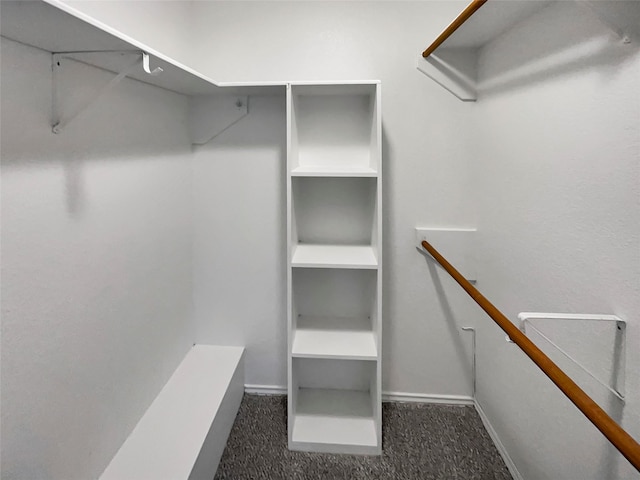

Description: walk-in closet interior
[1,1,639,479]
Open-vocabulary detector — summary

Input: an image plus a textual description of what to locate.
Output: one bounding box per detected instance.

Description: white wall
[0,38,194,480]
[471,2,640,479]
[8,1,636,478]
[55,0,193,65]
[188,1,478,396]
[192,95,287,387]
[43,0,479,398]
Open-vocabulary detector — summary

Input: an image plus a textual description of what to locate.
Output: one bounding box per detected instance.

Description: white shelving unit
[287,82,382,455]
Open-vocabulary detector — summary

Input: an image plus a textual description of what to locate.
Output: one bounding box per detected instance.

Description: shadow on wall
[415,246,475,392]
[381,125,393,339]
[1,38,192,219]
[63,158,84,217]
[477,1,640,97]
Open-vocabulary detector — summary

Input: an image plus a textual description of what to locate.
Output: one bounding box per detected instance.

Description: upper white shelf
[291,165,378,178]
[292,316,377,360]
[291,245,378,269]
[437,1,553,50]
[0,0,283,97]
[435,0,639,50]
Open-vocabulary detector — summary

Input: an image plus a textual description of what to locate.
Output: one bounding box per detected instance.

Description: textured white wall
[189,1,478,396]
[8,1,636,478]
[471,2,640,479]
[1,39,194,480]
[45,0,478,398]
[192,96,287,387]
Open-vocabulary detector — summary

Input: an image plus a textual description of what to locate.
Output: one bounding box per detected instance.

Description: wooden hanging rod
[422,0,489,58]
[420,239,640,472]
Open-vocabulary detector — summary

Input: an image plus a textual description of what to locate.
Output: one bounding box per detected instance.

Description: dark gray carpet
[215,394,512,480]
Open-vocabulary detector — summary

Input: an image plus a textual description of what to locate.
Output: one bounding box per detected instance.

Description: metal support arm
[51,51,161,134]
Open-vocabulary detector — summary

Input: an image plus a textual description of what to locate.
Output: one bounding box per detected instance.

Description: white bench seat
[100,345,244,480]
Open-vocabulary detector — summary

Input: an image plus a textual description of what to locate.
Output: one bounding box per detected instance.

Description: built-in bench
[100,345,245,480]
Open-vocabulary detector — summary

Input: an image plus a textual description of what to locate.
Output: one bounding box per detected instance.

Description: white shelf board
[292,388,377,452]
[293,316,377,360]
[291,244,378,269]
[291,82,379,96]
[0,0,284,97]
[438,1,554,49]
[100,345,244,480]
[291,165,378,177]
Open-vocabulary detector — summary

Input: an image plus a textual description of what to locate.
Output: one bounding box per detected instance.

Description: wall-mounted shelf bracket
[517,312,626,402]
[51,51,161,134]
[577,1,632,45]
[415,227,477,281]
[189,95,248,145]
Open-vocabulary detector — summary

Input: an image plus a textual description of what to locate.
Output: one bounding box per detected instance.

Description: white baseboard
[383,391,474,405]
[244,384,287,395]
[244,385,473,406]
[474,400,523,480]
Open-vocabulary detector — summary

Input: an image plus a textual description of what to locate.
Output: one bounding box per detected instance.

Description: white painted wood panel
[292,389,377,454]
[293,176,376,245]
[291,244,378,269]
[100,345,244,480]
[287,82,381,455]
[0,1,283,97]
[291,165,378,177]
[293,316,376,360]
[293,269,377,319]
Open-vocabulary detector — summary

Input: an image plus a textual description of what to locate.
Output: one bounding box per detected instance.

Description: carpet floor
[214,394,512,480]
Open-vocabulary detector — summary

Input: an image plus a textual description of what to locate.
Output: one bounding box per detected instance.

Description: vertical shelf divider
[287,81,382,455]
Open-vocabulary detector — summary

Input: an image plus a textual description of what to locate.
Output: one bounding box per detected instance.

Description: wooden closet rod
[422,0,488,58]
[420,239,640,471]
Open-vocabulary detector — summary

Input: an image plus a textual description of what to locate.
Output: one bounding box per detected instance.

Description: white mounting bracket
[189,95,249,145]
[51,51,161,134]
[577,1,632,45]
[415,227,477,282]
[517,312,626,402]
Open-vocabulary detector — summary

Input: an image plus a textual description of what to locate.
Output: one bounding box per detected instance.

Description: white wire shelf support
[51,50,159,134]
[517,312,626,402]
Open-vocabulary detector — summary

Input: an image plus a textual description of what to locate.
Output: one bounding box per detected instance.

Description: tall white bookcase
[286,82,382,455]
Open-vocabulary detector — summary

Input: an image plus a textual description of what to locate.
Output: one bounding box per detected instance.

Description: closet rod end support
[142,52,163,76]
